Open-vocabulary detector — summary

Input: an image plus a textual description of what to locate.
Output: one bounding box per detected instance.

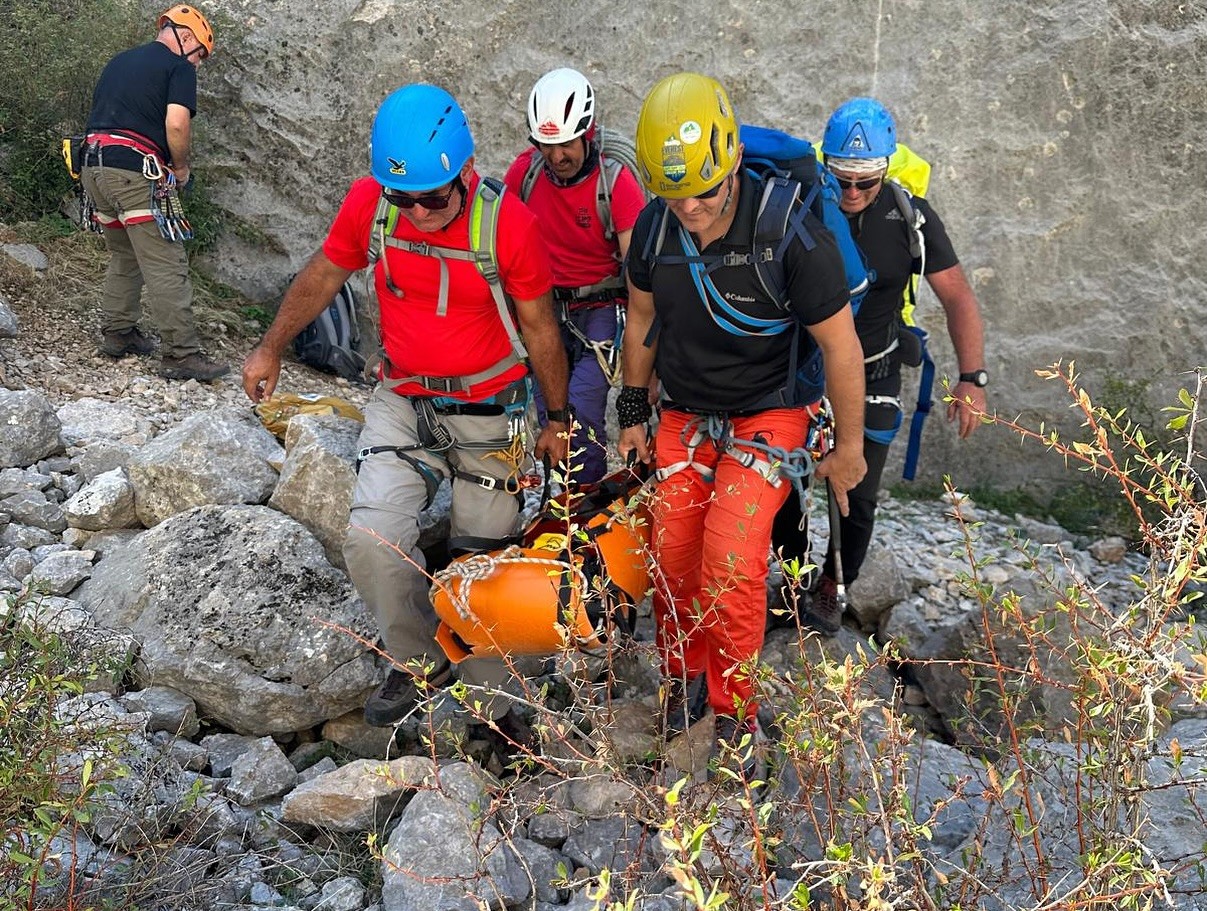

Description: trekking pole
[825,478,849,611]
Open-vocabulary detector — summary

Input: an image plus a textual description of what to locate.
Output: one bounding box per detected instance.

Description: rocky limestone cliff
[191,0,1207,493]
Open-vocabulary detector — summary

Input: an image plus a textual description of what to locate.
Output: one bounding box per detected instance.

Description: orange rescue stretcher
[429,466,652,663]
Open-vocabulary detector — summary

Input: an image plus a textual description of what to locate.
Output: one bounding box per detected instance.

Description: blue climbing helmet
[822,97,897,160]
[370,84,475,191]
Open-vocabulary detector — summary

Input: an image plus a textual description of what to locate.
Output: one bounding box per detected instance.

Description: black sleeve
[783,209,852,326]
[167,56,198,115]
[624,199,665,293]
[915,197,960,274]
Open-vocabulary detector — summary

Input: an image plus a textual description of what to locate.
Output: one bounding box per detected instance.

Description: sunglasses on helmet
[382,180,460,210]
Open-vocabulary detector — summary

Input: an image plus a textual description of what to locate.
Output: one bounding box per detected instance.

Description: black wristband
[616,385,653,429]
[546,406,573,424]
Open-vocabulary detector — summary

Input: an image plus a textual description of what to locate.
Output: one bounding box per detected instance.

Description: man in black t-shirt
[772,97,988,636]
[81,4,228,382]
[618,72,866,767]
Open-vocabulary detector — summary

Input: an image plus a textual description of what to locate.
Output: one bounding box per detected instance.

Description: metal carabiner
[142,154,165,182]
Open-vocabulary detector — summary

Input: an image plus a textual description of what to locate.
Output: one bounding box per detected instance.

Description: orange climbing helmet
[158,5,214,58]
[430,470,652,663]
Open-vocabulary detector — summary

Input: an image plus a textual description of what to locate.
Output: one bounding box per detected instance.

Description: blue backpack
[643,124,868,407]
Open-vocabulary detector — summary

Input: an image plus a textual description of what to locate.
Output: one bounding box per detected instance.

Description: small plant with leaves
[0,589,132,911]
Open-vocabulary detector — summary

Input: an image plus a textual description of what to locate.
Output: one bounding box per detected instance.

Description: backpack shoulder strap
[886,180,925,262]
[368,194,392,265]
[639,200,671,348]
[752,175,804,309]
[519,149,542,202]
[364,178,527,361]
[469,177,527,360]
[595,155,623,242]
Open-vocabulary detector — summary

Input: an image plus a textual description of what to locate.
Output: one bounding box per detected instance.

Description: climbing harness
[81,131,193,241]
[355,379,542,501]
[655,409,819,516]
[556,297,626,387]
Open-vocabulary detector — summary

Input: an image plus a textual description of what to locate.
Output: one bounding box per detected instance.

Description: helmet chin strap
[719,173,735,216]
[166,22,197,58]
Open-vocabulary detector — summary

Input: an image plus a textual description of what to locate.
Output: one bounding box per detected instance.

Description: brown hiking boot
[363,660,452,727]
[158,352,230,382]
[99,327,156,358]
[803,574,843,636]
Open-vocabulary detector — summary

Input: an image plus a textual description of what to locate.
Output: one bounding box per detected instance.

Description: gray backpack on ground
[292,280,366,382]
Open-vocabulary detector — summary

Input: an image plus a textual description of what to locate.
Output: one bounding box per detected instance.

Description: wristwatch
[958,369,989,388]
[546,406,573,424]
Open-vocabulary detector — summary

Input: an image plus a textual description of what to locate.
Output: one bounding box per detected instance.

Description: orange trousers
[650,406,808,718]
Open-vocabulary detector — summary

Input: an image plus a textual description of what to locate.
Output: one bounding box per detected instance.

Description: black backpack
[292,280,366,382]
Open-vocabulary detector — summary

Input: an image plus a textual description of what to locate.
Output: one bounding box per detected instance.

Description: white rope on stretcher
[430,544,590,623]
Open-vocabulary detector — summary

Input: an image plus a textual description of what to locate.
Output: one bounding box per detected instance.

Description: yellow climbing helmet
[158,5,214,58]
[635,72,739,199]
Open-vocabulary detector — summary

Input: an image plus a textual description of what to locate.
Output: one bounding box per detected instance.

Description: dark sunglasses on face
[831,173,883,191]
[692,175,728,200]
[695,171,738,200]
[382,180,459,210]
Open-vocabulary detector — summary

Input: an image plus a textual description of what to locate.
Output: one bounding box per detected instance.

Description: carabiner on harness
[146,162,194,243]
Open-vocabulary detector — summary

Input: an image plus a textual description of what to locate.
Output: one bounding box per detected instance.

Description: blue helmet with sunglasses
[370,84,475,192]
[822,97,897,160]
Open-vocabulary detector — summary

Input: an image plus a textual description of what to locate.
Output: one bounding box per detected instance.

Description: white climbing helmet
[527,67,596,145]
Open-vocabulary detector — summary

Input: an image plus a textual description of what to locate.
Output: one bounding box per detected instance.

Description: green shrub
[0,0,146,221]
[0,591,129,910]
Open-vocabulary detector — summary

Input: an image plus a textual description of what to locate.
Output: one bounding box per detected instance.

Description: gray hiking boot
[99,327,156,357]
[802,574,843,636]
[158,352,230,382]
[363,660,452,727]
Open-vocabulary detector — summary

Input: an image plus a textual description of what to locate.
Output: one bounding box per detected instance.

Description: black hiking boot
[363,660,452,727]
[159,352,230,382]
[802,574,843,636]
[99,327,156,358]
[661,674,707,740]
[467,708,537,768]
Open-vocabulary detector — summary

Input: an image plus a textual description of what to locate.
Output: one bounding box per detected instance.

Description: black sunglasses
[692,173,732,200]
[382,180,459,210]
[831,173,883,191]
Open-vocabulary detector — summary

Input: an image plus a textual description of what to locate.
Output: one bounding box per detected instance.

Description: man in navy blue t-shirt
[81,4,228,382]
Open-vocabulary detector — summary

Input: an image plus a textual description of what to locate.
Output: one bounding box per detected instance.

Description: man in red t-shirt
[503,68,646,485]
[243,84,569,739]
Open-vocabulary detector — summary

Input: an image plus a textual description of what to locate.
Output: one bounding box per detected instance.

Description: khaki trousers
[81,164,200,357]
[342,384,525,720]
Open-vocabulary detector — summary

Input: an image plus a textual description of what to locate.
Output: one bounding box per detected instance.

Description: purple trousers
[534,305,616,486]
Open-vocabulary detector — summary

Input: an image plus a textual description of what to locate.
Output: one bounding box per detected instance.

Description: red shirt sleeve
[495,187,554,301]
[608,165,647,235]
[321,177,379,272]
